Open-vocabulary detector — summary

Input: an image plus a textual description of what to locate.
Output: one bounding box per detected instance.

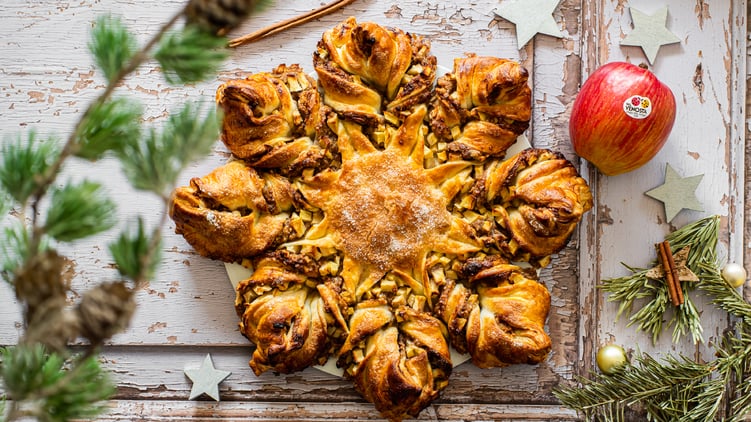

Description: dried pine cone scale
[185,0,259,35]
[169,17,593,422]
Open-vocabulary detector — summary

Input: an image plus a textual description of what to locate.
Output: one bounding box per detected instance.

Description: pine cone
[23,297,80,355]
[76,281,136,344]
[185,0,257,35]
[14,250,72,323]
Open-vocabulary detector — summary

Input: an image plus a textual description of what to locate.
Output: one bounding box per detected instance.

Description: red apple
[569,62,676,176]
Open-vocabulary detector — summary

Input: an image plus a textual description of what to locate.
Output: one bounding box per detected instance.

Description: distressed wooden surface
[0,0,747,420]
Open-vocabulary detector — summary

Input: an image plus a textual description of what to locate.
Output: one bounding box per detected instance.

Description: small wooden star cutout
[646,246,699,282]
[185,354,231,401]
[645,164,703,222]
[495,0,564,48]
[620,7,681,65]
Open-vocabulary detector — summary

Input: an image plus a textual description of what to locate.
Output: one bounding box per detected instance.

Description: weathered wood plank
[0,0,747,420]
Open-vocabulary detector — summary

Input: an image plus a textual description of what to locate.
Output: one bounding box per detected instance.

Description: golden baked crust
[169,160,299,261]
[169,17,592,422]
[430,54,531,161]
[483,148,594,262]
[216,64,335,175]
[435,255,551,368]
[313,16,436,128]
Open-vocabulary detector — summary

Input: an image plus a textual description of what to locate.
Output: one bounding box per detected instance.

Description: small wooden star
[620,7,681,65]
[645,164,703,222]
[185,354,231,401]
[495,0,564,48]
[646,246,699,282]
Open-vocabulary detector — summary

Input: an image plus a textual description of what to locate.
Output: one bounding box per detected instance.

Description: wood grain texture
[0,0,747,420]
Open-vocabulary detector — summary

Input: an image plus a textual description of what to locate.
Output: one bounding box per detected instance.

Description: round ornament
[596,344,627,375]
[721,263,747,288]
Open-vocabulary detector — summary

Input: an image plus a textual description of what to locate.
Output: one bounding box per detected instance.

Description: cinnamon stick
[228,0,357,48]
[658,241,681,306]
[662,241,684,305]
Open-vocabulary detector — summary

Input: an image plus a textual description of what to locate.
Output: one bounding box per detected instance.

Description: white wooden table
[0,0,748,420]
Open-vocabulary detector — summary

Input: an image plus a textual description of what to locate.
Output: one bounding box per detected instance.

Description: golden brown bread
[313,16,436,128]
[337,303,452,422]
[234,251,339,375]
[435,255,551,368]
[430,54,531,161]
[216,64,333,175]
[482,148,594,263]
[169,160,300,262]
[169,17,593,422]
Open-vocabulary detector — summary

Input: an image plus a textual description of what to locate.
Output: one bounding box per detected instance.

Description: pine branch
[598,215,721,344]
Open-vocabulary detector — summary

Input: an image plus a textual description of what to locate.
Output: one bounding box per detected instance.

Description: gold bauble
[596,344,627,375]
[721,263,747,288]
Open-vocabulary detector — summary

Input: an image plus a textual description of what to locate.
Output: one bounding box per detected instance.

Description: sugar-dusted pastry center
[326,150,451,270]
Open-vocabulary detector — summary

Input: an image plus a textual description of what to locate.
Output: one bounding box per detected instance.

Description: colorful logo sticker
[623,95,652,119]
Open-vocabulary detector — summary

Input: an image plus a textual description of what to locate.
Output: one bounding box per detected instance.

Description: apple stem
[638,63,649,70]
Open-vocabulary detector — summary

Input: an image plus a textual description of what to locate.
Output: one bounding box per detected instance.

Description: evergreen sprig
[75,97,143,161]
[44,181,116,243]
[0,345,114,422]
[109,217,161,283]
[0,133,61,206]
[599,215,721,345]
[556,215,751,421]
[1,1,260,420]
[118,102,219,197]
[89,15,137,83]
[155,26,228,85]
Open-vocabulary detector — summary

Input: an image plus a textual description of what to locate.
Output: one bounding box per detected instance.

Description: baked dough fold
[430,54,531,161]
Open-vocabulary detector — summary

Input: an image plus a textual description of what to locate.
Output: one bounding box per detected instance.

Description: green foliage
[44,181,116,242]
[76,97,143,161]
[599,215,720,345]
[0,133,60,205]
[89,15,137,83]
[118,102,219,196]
[0,224,31,283]
[155,26,228,85]
[109,217,160,281]
[0,345,114,422]
[557,215,751,421]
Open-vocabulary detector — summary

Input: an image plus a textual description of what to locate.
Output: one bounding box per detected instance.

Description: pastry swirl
[430,54,531,161]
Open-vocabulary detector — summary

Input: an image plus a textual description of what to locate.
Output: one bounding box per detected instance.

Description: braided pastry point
[430,54,531,161]
[169,160,299,262]
[216,64,329,174]
[435,255,551,368]
[235,251,348,375]
[314,17,436,128]
[338,303,452,422]
[483,148,593,264]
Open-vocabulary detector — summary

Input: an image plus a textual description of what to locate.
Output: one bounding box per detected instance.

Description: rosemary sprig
[557,215,751,421]
[599,215,721,344]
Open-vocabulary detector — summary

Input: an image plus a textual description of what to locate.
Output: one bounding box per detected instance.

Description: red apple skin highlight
[569,62,676,176]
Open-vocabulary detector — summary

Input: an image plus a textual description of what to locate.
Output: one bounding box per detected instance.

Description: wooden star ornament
[646,245,699,283]
[645,164,703,222]
[620,7,681,65]
[185,354,231,401]
[495,0,564,49]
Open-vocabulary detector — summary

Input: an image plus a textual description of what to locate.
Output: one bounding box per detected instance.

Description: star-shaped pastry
[185,354,231,401]
[495,0,564,48]
[620,7,681,65]
[645,164,703,222]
